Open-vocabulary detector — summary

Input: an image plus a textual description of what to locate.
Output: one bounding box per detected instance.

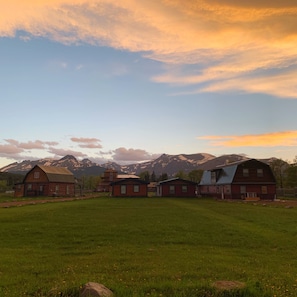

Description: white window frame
[121,185,126,194]
[182,185,187,193]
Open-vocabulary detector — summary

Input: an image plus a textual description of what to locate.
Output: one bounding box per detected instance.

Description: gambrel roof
[25,165,75,183]
[199,159,272,186]
[200,163,239,185]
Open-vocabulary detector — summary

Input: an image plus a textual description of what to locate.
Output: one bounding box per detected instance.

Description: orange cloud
[1,1,297,98]
[198,131,297,147]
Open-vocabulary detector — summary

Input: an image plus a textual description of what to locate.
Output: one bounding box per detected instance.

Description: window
[182,185,187,193]
[121,185,126,194]
[243,168,249,177]
[134,185,139,193]
[257,169,263,177]
[66,185,70,195]
[262,186,267,194]
[169,185,175,194]
[34,171,40,179]
[211,171,216,183]
[27,184,32,190]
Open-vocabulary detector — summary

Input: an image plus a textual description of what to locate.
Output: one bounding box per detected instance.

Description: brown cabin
[156,178,198,197]
[14,165,75,197]
[199,159,276,200]
[110,178,149,197]
[97,168,140,192]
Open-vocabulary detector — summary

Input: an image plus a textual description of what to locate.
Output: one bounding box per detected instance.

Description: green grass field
[1,197,297,297]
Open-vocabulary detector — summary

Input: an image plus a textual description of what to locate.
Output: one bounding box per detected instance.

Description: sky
[1,0,297,168]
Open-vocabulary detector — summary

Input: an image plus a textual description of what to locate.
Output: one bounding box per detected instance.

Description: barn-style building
[156,178,198,197]
[14,165,75,197]
[199,159,276,200]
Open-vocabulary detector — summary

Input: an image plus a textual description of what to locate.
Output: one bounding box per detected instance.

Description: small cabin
[110,178,149,197]
[156,178,198,197]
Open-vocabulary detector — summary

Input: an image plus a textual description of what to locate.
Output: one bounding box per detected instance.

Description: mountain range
[0,153,275,178]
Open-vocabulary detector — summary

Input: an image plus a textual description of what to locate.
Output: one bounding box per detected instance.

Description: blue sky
[1,0,297,168]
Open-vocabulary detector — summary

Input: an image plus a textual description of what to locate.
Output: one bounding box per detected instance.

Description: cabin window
[243,168,249,177]
[134,185,139,193]
[257,169,263,177]
[169,185,175,194]
[211,172,216,183]
[27,184,32,190]
[121,185,126,194]
[182,185,187,193]
[34,171,40,179]
[66,185,70,195]
[262,186,267,194]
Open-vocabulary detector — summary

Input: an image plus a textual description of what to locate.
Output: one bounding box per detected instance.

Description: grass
[0,197,297,296]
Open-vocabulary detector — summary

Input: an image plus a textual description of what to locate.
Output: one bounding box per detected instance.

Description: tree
[150,171,156,182]
[158,173,168,181]
[175,170,187,179]
[139,171,150,182]
[285,165,297,188]
[188,169,204,183]
[81,175,101,191]
[270,159,288,188]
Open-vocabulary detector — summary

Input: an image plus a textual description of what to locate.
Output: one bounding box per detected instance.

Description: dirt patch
[0,196,95,208]
[213,280,246,290]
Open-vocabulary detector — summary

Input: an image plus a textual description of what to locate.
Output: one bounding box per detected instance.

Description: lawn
[0,197,297,296]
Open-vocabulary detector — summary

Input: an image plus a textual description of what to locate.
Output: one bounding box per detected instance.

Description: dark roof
[110,178,149,185]
[157,177,198,185]
[32,165,75,183]
[200,165,237,185]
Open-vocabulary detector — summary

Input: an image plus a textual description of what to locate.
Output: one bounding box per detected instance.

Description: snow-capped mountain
[0,155,106,177]
[0,153,257,178]
[111,153,249,176]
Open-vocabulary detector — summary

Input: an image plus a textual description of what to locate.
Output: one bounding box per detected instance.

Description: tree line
[138,169,204,183]
[270,157,297,188]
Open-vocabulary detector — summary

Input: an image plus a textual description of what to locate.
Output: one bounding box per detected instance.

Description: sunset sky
[1,0,297,168]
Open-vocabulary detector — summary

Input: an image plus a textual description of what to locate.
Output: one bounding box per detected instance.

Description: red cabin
[110,178,149,197]
[156,178,198,197]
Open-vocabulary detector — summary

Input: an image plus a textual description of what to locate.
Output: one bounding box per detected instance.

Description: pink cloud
[198,130,297,147]
[112,147,159,162]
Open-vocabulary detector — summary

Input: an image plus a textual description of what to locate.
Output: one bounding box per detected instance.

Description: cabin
[14,165,75,197]
[110,178,149,197]
[199,159,276,200]
[156,178,198,197]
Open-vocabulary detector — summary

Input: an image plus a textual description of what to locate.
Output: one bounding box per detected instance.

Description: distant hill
[0,153,277,178]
